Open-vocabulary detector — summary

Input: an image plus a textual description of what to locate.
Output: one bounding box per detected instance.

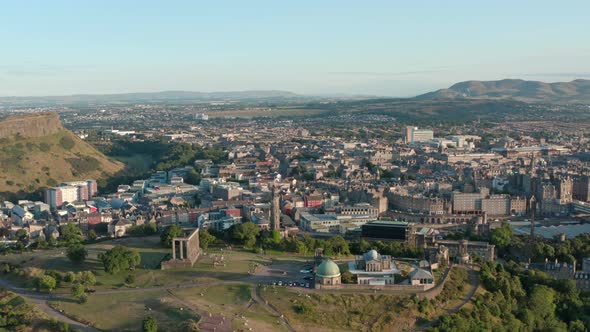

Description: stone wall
[0,112,63,139]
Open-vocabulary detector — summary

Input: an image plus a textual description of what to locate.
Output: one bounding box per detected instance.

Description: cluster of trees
[160,225,183,247]
[98,245,141,274]
[128,223,158,236]
[490,222,514,251]
[349,239,423,258]
[68,271,96,303]
[431,261,590,331]
[531,233,590,264]
[222,223,351,256]
[213,222,422,258]
[97,138,227,193]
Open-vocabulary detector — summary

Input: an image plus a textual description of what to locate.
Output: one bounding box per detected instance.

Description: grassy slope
[0,288,55,331]
[0,129,123,193]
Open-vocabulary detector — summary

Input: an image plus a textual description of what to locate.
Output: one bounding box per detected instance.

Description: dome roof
[366,249,379,261]
[316,259,341,278]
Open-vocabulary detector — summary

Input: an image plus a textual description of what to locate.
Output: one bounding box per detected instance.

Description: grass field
[51,289,198,331]
[53,283,286,332]
[0,237,277,291]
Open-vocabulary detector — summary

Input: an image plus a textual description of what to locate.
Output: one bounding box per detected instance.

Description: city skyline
[1,0,590,97]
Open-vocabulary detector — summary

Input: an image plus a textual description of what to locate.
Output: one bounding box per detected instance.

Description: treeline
[530,233,590,264]
[430,261,590,331]
[209,222,423,258]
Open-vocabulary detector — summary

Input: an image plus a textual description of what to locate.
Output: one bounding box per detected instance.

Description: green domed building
[315,259,341,287]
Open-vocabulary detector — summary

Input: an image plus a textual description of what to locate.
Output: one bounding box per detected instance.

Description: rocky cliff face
[0,112,63,139]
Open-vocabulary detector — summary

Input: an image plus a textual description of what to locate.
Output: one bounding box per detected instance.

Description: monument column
[172,240,176,260]
[179,240,184,260]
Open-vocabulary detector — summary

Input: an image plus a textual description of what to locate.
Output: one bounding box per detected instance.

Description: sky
[1,0,590,97]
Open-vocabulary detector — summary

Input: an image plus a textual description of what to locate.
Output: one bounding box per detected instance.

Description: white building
[406,127,434,144]
[348,250,399,285]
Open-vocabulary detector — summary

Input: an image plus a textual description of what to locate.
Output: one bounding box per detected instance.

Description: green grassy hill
[0,113,123,199]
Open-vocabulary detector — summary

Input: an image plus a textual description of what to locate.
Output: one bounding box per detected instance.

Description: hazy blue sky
[1,0,589,97]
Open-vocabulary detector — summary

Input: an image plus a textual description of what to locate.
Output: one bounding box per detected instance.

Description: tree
[199,229,216,249]
[184,169,201,185]
[66,243,88,264]
[528,285,556,320]
[230,222,260,248]
[15,229,28,243]
[87,229,98,241]
[59,223,83,243]
[37,275,57,292]
[130,223,158,236]
[78,293,88,304]
[64,271,76,283]
[98,245,141,274]
[327,236,350,256]
[71,283,85,298]
[125,274,135,284]
[77,271,96,289]
[160,225,183,247]
[490,222,513,250]
[341,270,356,284]
[142,316,158,332]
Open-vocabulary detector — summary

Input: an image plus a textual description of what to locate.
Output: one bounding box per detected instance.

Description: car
[305,283,310,288]
[303,276,313,280]
[299,269,313,273]
[277,281,283,286]
[299,282,305,287]
[287,282,292,286]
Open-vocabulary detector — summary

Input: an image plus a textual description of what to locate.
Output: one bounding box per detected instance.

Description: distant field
[205,107,329,118]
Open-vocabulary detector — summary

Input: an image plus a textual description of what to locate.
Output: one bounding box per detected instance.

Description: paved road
[413,266,479,331]
[0,278,99,332]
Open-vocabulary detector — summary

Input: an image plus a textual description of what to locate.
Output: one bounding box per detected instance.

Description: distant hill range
[0,113,123,198]
[415,79,590,103]
[0,90,303,106]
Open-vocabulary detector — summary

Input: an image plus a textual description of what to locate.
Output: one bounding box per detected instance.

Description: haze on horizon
[1,0,589,98]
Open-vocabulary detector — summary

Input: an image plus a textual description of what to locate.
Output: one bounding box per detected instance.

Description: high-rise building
[45,179,98,208]
[404,126,414,143]
[405,127,434,144]
[573,175,590,202]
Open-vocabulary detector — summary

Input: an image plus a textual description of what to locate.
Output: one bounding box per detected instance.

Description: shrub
[36,275,57,292]
[64,271,76,283]
[66,243,88,264]
[59,136,76,150]
[142,316,158,332]
[125,274,135,284]
[39,143,51,152]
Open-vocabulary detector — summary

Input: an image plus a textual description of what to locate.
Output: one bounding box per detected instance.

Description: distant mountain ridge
[415,79,590,103]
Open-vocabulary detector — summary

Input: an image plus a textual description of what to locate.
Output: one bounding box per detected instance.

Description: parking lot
[252,257,316,288]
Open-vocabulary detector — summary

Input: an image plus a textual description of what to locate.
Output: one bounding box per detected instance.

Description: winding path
[413,266,479,331]
[252,284,296,332]
[0,278,99,332]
